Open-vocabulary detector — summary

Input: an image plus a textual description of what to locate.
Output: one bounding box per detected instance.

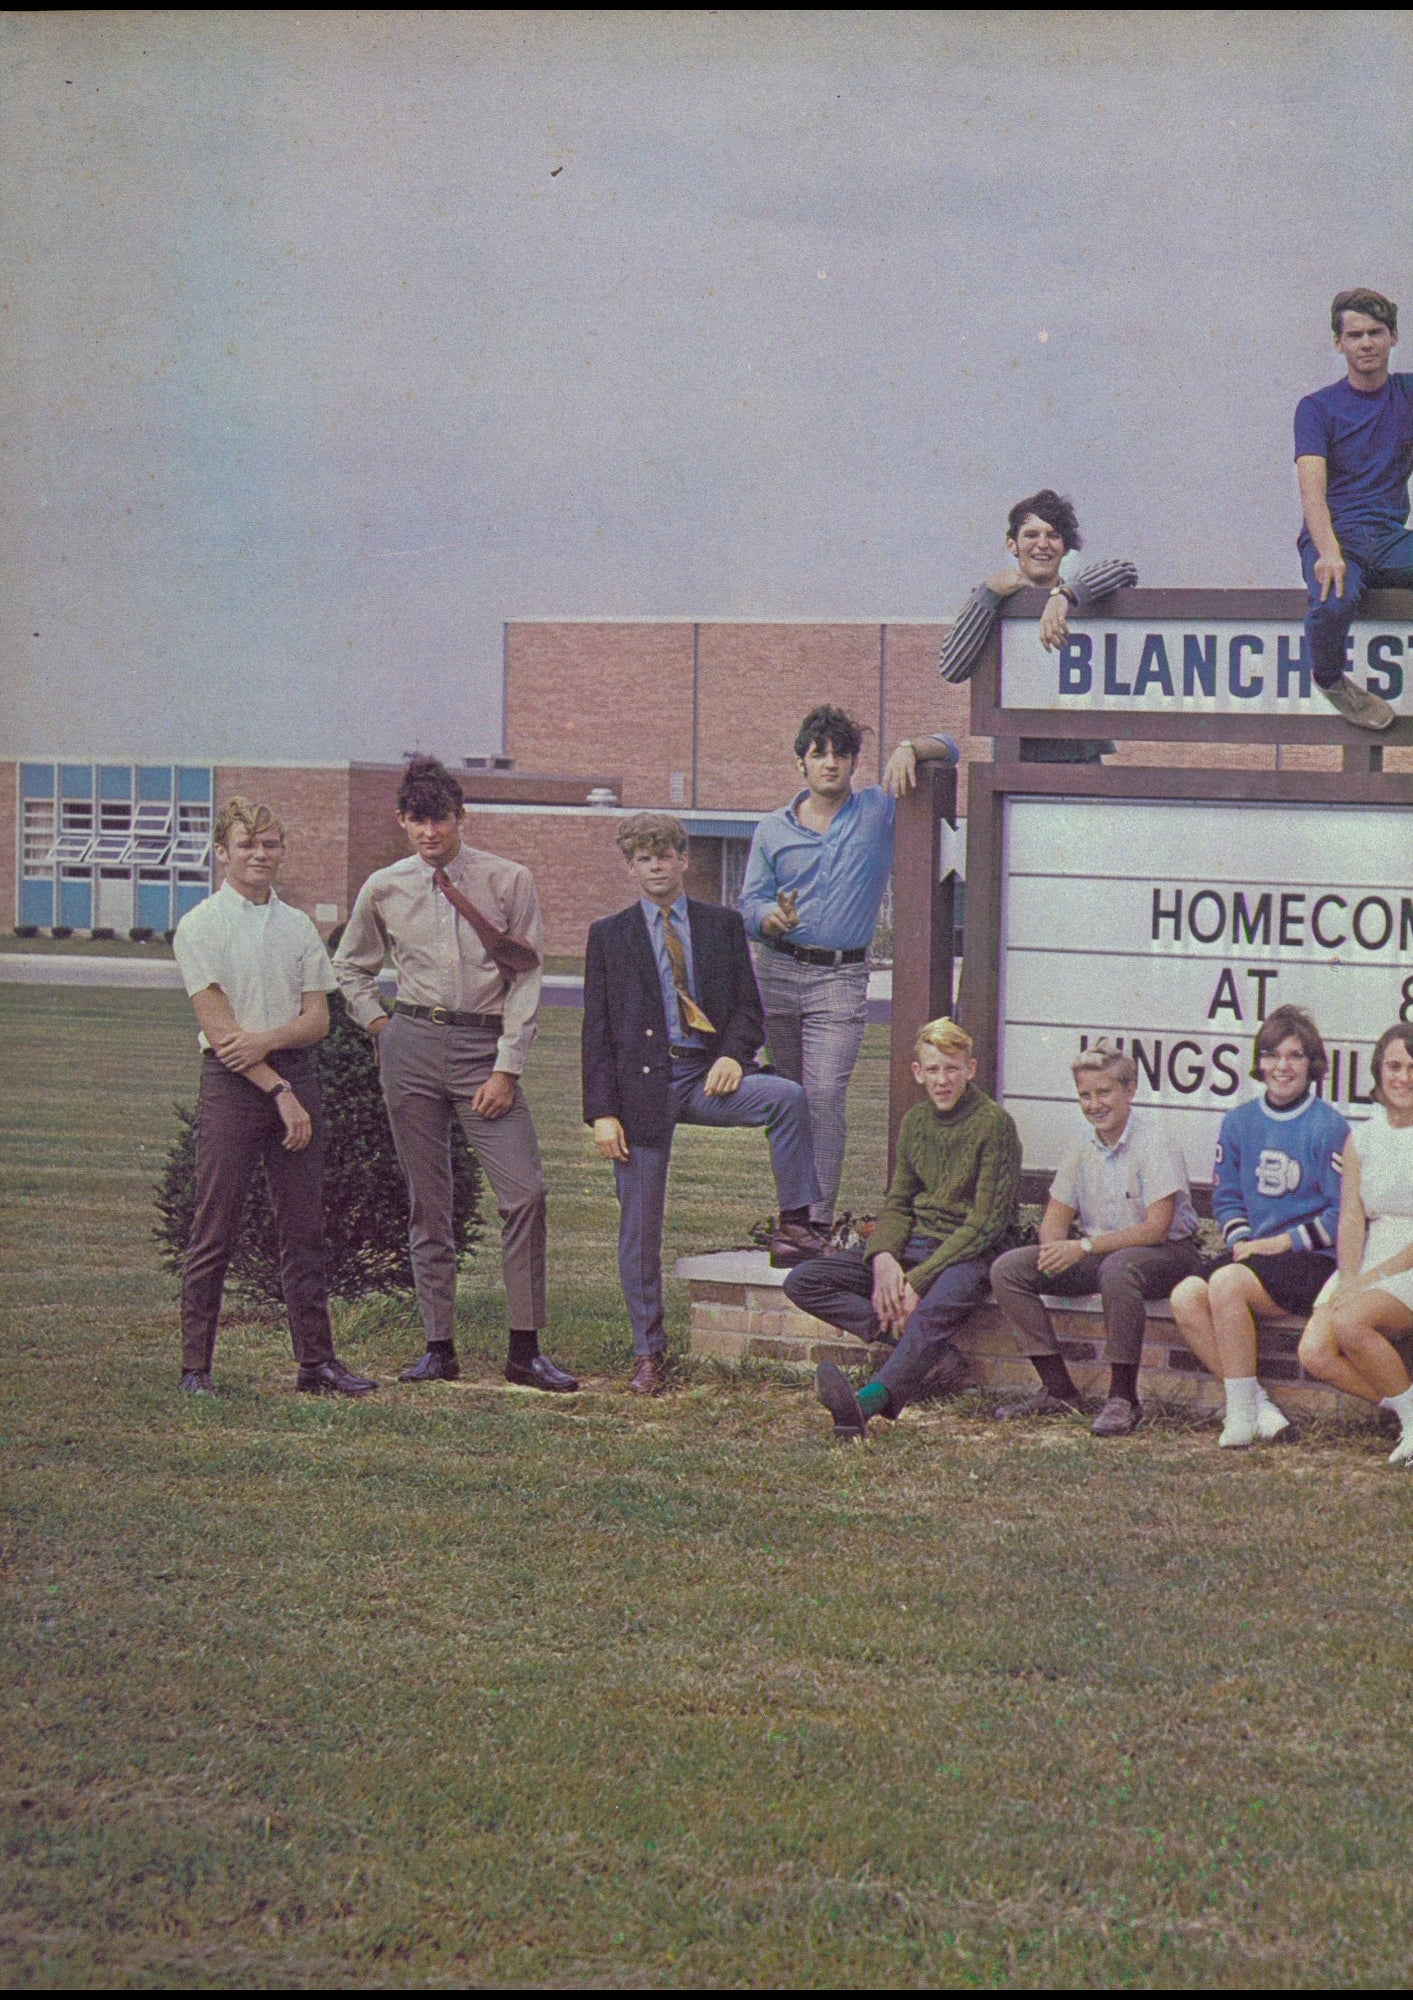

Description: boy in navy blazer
[583,813,830,1394]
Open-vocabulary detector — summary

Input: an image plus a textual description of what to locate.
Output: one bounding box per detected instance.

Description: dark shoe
[994,1390,1083,1421]
[1319,674,1396,732]
[629,1352,667,1397]
[915,1345,969,1402]
[179,1369,215,1396]
[816,1359,867,1441]
[296,1357,378,1397]
[399,1346,460,1382]
[504,1353,580,1393]
[770,1221,836,1269]
[1091,1395,1142,1437]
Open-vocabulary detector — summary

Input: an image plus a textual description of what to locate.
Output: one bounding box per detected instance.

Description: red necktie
[433,868,540,976]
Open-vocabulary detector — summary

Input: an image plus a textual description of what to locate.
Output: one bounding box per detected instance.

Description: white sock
[1380,1384,1413,1430]
[1224,1377,1260,1426]
[1253,1381,1277,1411]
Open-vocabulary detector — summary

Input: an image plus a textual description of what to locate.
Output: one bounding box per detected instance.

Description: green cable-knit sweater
[866,1084,1022,1291]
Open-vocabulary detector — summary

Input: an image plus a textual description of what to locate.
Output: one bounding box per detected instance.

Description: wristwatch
[1049,583,1077,606]
[1080,1237,1094,1255]
[268,1078,293,1100]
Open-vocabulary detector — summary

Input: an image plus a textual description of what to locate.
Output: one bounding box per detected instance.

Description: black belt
[395,1002,502,1030]
[760,935,867,967]
[669,1044,705,1060]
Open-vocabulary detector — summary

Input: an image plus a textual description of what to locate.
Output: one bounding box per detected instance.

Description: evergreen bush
[154,990,482,1306]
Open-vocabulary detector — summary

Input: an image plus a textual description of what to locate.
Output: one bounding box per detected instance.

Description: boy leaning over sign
[989,1044,1206,1437]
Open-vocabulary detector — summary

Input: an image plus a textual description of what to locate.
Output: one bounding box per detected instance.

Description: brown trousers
[180,1050,336,1372]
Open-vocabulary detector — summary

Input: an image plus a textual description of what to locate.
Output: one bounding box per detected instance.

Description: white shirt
[1049,1108,1199,1241]
[173,882,336,1050]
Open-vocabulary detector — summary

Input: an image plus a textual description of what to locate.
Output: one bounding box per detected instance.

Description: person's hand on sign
[1038,588,1073,653]
[1035,1236,1091,1276]
[761,888,800,936]
[883,742,917,797]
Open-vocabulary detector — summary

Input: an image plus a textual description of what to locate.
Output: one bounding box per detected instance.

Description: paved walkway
[0,955,894,1018]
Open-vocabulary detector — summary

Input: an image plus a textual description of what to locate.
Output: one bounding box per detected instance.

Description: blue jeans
[1301,526,1413,688]
[614,1056,823,1356]
[752,946,870,1224]
[783,1237,993,1414]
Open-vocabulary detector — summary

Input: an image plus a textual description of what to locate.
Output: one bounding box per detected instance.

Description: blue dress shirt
[737,784,896,950]
[640,894,706,1048]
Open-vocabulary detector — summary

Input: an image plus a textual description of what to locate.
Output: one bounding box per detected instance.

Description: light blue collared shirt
[737,784,896,951]
[1049,1109,1199,1241]
[640,894,705,1048]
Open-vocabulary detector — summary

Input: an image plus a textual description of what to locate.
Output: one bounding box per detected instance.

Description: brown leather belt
[396,1002,502,1030]
[760,936,867,967]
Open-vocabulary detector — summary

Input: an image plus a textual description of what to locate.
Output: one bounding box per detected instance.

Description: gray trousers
[615,1055,823,1357]
[990,1238,1207,1366]
[752,946,870,1224]
[378,1012,547,1339]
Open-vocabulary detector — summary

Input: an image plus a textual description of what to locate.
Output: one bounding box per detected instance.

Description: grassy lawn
[4,987,1413,1988]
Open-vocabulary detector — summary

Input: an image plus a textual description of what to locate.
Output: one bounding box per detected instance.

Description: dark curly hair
[1371,1023,1413,1105]
[396,756,466,821]
[1252,1004,1328,1084]
[1006,489,1082,553]
[794,704,867,762]
[1331,288,1397,339]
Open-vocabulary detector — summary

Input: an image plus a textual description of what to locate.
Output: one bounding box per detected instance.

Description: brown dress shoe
[769,1221,836,1268]
[629,1353,667,1396]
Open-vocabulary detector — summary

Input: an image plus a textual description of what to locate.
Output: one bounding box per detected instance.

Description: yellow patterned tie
[662,909,716,1036]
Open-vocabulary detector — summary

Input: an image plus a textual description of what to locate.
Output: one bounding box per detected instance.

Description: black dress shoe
[504,1353,580,1393]
[296,1357,378,1397]
[179,1369,215,1395]
[399,1346,460,1382]
[815,1359,867,1441]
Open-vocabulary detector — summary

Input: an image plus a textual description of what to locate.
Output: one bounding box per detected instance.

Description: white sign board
[1000,619,1413,718]
[999,798,1413,1180]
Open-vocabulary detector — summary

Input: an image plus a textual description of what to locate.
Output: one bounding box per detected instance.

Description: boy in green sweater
[784,1017,1022,1440]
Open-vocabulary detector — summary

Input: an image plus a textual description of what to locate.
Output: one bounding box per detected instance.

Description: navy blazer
[582,898,766,1146]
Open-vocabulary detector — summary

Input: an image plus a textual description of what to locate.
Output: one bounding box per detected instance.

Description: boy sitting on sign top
[784,1017,1021,1442]
[989,1043,1206,1437]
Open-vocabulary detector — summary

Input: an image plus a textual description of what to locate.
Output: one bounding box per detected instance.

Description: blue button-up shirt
[640,894,706,1048]
[738,784,895,950]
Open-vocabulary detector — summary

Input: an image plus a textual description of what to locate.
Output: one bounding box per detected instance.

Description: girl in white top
[1299,1024,1413,1464]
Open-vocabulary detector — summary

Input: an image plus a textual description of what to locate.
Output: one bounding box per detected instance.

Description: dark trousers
[783,1237,993,1413]
[180,1051,335,1372]
[989,1238,1207,1367]
[1301,528,1413,687]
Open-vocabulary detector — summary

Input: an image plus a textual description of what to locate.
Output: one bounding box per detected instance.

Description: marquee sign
[998,797,1413,1178]
[1000,619,1413,719]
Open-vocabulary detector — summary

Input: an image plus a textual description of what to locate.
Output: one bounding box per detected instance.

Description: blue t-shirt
[1293,373,1413,550]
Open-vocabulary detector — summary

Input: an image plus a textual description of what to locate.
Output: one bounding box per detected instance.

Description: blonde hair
[1071,1041,1137,1088]
[913,1017,974,1060]
[615,811,688,858]
[214,796,284,849]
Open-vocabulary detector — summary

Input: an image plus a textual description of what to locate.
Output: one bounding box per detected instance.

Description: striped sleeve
[1070,559,1138,608]
[939,585,1002,684]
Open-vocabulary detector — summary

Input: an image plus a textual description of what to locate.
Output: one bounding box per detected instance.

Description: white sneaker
[1218,1414,1257,1449]
[1320,675,1396,732]
[1254,1400,1291,1442]
[1388,1431,1413,1467]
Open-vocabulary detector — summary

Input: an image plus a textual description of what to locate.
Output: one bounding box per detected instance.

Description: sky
[3,10,1411,764]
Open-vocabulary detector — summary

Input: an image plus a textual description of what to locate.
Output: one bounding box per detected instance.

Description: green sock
[857,1381,889,1418]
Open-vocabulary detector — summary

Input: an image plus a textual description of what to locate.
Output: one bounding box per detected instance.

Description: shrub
[50,926,73,939]
[129,926,156,943]
[13,925,39,939]
[90,927,118,941]
[154,991,482,1306]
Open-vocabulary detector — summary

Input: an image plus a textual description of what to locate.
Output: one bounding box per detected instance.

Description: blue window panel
[21,763,55,799]
[175,880,208,919]
[137,879,171,932]
[20,877,54,927]
[137,765,173,802]
[177,766,212,804]
[59,876,92,929]
[99,765,133,802]
[60,764,93,800]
